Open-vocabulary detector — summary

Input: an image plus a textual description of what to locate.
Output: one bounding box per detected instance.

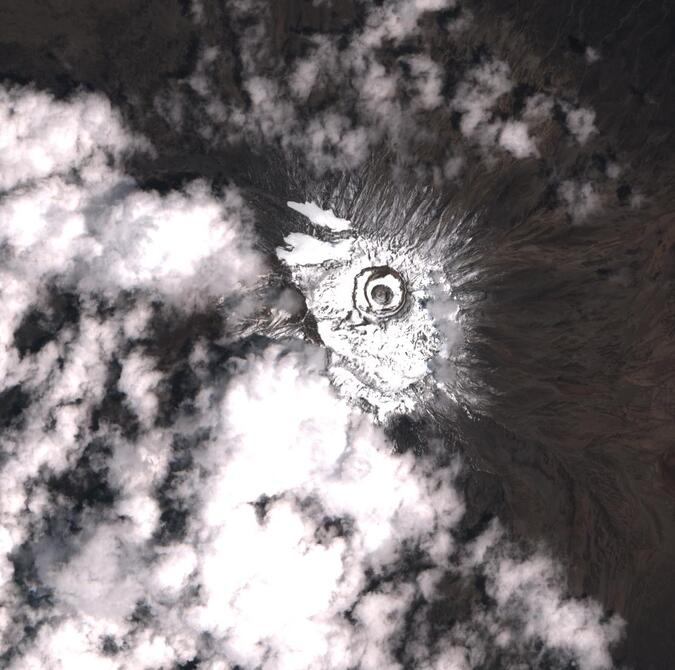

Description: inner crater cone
[371,284,394,305]
[354,266,408,320]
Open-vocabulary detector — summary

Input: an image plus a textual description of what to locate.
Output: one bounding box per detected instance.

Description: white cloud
[289,58,321,101]
[6,343,463,669]
[188,46,220,96]
[0,86,144,192]
[406,55,445,111]
[444,154,464,179]
[213,0,466,172]
[163,0,608,181]
[499,120,539,158]
[2,319,624,669]
[191,0,205,23]
[118,352,162,428]
[0,85,264,335]
[559,180,600,222]
[565,106,597,144]
[451,59,544,159]
[83,181,264,304]
[585,47,601,63]
[181,0,606,178]
[0,85,265,658]
[523,93,555,121]
[452,60,513,138]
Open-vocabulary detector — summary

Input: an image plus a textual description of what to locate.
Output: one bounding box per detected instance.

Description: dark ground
[1,1,675,668]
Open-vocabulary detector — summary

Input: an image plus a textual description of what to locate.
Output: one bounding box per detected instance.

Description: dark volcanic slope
[1,1,675,668]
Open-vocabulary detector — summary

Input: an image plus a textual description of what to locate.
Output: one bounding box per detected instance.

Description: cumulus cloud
[455,521,624,670]
[452,60,512,139]
[189,345,463,667]
[523,92,555,122]
[0,86,144,192]
[159,0,604,178]
[3,338,623,669]
[0,84,264,655]
[450,61,547,159]
[190,0,469,171]
[564,105,597,144]
[0,84,263,361]
[559,180,600,222]
[499,120,539,158]
[585,47,601,63]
